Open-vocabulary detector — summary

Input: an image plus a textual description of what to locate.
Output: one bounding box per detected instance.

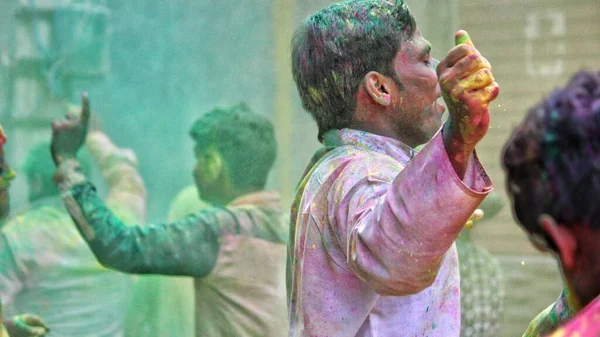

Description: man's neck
[349,117,422,148]
[210,186,263,206]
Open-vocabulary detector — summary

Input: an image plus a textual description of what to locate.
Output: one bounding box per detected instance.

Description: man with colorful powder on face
[502,69,600,337]
[288,0,499,336]
[49,98,288,337]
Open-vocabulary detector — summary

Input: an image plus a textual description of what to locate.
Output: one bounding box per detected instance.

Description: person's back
[193,192,288,336]
[0,197,133,337]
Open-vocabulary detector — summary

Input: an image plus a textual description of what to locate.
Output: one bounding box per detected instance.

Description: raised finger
[80,92,90,130]
[455,30,475,48]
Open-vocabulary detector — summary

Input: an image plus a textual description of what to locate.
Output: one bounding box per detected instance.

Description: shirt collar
[322,128,416,166]
[228,190,281,209]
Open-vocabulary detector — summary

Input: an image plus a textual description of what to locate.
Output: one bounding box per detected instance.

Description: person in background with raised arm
[50,97,288,337]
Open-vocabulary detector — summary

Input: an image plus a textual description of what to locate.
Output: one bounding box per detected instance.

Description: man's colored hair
[291,0,416,140]
[502,70,600,235]
[189,103,277,190]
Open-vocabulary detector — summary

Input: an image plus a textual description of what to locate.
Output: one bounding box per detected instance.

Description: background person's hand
[5,314,49,337]
[438,30,500,152]
[67,102,102,133]
[51,93,91,165]
[465,208,485,230]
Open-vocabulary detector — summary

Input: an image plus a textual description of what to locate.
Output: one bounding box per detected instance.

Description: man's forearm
[343,131,492,296]
[55,159,219,277]
[85,131,147,222]
[442,121,475,180]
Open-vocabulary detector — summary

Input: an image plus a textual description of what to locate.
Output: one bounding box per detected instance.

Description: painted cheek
[393,52,411,74]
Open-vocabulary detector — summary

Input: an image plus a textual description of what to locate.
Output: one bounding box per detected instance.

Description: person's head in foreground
[292,0,445,146]
[189,103,277,206]
[502,69,600,311]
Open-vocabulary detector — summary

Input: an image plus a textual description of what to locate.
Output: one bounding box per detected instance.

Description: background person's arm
[86,130,147,223]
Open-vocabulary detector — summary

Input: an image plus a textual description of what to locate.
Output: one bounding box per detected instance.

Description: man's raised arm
[51,94,221,278]
[86,129,147,223]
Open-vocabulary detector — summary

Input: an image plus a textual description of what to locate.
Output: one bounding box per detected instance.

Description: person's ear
[364,71,392,106]
[203,148,224,184]
[539,214,577,270]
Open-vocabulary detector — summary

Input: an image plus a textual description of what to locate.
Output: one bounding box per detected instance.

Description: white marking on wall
[525,10,566,77]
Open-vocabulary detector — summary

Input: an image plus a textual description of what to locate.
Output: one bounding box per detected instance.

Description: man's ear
[203,148,224,184]
[539,214,577,270]
[364,71,392,106]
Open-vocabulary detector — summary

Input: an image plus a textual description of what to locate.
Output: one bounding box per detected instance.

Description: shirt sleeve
[522,289,576,337]
[329,131,493,296]
[59,179,223,278]
[0,234,23,307]
[86,131,147,223]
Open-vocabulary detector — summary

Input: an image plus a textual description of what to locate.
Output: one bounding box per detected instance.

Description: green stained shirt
[64,182,222,277]
[523,289,576,337]
[62,180,289,337]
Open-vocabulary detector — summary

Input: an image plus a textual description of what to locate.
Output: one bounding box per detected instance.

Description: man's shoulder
[311,144,403,182]
[2,202,67,235]
[221,204,288,245]
[545,296,600,337]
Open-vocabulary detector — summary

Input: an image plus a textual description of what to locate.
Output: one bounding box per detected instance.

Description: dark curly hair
[502,70,600,237]
[291,0,416,141]
[189,103,277,190]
